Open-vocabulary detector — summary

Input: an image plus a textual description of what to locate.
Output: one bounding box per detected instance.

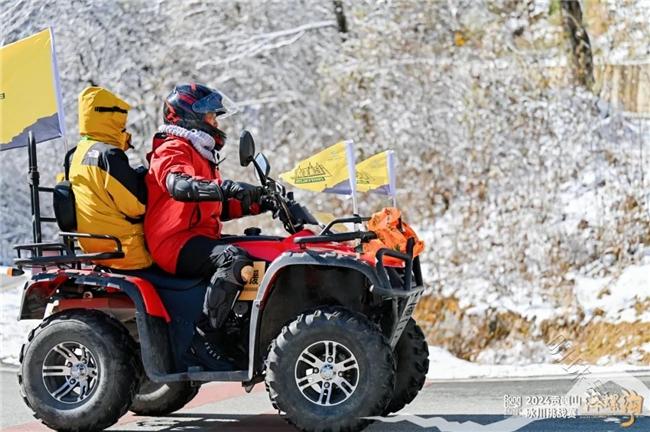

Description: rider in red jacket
[145,83,267,370]
[145,130,258,275]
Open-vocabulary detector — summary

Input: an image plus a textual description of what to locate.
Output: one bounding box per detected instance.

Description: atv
[12,131,429,432]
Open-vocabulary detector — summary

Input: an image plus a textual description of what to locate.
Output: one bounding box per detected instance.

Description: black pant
[176,236,230,279]
[176,235,251,329]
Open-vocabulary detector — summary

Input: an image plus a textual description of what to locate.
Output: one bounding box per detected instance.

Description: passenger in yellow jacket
[69,87,153,269]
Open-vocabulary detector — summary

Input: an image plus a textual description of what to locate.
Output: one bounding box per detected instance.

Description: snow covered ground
[0,274,38,366]
[573,263,650,323]
[426,346,650,381]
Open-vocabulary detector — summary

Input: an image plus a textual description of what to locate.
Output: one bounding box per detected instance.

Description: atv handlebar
[260,177,319,234]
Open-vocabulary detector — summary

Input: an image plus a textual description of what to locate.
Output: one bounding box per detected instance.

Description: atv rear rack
[12,133,125,270]
[14,232,124,268]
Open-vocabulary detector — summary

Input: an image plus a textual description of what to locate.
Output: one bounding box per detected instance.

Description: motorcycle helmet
[162,83,238,150]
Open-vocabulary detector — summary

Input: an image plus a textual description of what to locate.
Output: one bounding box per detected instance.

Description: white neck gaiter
[158,124,216,163]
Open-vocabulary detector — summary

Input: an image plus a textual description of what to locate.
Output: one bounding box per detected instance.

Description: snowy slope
[1,1,649,366]
[0,274,38,366]
[573,264,650,323]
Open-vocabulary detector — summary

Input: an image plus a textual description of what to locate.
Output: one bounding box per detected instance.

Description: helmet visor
[192,91,238,119]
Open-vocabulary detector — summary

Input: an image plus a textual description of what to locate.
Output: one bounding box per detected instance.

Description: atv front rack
[294,231,377,244]
[372,238,425,347]
[318,216,370,235]
[294,215,375,245]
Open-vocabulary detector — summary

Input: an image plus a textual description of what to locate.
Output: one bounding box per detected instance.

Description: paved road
[2,369,650,431]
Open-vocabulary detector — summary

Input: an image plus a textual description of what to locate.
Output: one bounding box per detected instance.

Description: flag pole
[387,150,397,207]
[49,27,67,151]
[27,131,43,249]
[344,140,359,228]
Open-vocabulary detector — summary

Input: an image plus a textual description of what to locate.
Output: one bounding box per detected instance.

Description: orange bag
[362,207,424,264]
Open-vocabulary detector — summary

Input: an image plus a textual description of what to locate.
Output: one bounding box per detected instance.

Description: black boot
[184,333,235,372]
[204,246,251,329]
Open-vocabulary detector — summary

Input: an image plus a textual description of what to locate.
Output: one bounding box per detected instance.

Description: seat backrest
[53,180,77,231]
[52,147,78,232]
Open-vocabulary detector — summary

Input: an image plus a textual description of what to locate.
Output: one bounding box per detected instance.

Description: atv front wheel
[130,378,200,416]
[18,310,140,432]
[265,308,395,432]
[383,318,429,414]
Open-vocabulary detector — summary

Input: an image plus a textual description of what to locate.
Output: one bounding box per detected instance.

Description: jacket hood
[78,87,132,150]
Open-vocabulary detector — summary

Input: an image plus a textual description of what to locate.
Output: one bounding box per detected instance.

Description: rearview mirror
[239,130,255,167]
[254,153,271,183]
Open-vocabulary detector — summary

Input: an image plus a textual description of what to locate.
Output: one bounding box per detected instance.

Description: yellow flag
[355,150,396,196]
[0,28,64,150]
[279,140,357,194]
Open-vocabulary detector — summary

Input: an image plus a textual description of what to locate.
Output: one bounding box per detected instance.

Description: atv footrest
[149,370,249,383]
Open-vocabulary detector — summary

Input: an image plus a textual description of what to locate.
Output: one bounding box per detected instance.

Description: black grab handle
[375,238,415,291]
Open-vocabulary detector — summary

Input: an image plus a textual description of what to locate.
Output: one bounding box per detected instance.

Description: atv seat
[112,266,205,291]
[109,266,207,337]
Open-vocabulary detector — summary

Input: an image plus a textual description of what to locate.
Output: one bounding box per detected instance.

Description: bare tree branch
[333,0,348,36]
[561,0,594,89]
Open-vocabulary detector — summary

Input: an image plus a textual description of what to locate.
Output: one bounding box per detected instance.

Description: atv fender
[247,251,385,376]
[18,270,170,322]
[19,270,176,382]
[19,272,70,320]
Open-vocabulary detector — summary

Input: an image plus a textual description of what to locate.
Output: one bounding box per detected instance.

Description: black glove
[260,195,276,213]
[221,180,264,214]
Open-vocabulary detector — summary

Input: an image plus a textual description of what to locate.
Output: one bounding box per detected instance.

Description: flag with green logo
[279,140,357,196]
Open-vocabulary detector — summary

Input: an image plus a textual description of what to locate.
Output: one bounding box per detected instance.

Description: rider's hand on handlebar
[260,195,277,213]
[222,180,265,214]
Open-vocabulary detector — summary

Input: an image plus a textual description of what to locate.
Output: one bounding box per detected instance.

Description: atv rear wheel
[130,379,200,416]
[18,310,140,432]
[265,308,395,432]
[383,318,429,415]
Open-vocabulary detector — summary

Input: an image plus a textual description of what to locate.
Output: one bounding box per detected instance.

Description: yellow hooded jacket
[69,87,152,269]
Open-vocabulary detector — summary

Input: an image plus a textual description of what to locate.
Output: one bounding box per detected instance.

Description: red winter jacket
[144,133,252,274]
